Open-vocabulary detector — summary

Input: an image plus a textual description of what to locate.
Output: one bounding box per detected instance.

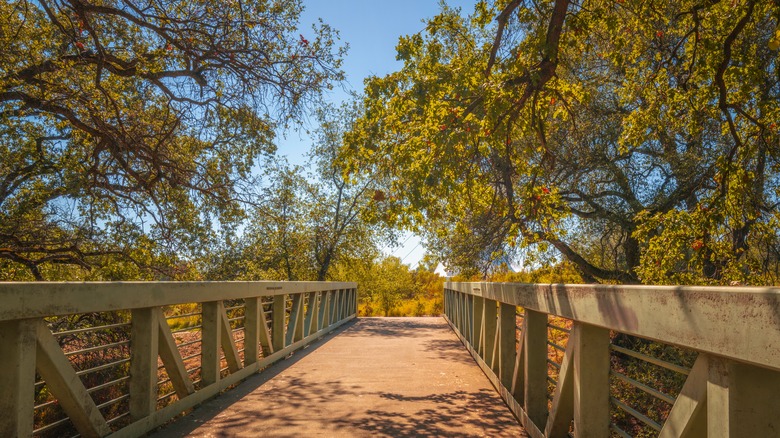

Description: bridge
[0,281,778,437]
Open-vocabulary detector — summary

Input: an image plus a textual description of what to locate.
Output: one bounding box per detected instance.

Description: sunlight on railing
[0,282,357,437]
[444,282,780,438]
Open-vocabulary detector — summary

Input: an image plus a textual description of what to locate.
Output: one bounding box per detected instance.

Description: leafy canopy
[344,0,780,285]
[0,0,344,279]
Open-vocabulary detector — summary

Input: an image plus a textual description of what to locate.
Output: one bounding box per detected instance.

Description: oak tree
[1,0,344,279]
[345,0,780,285]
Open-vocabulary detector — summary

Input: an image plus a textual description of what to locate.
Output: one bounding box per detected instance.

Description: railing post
[451,290,455,321]
[319,291,331,329]
[455,292,466,334]
[461,293,469,336]
[244,298,261,365]
[338,289,344,320]
[285,293,303,346]
[0,319,36,437]
[454,291,461,332]
[450,289,454,319]
[329,290,338,324]
[450,291,457,326]
[340,289,348,320]
[498,303,516,389]
[303,292,317,337]
[330,290,338,323]
[130,307,159,420]
[524,309,548,426]
[453,292,459,329]
[472,295,484,353]
[296,293,306,340]
[573,322,610,436]
[272,294,286,351]
[483,298,497,367]
[707,357,780,437]
[201,301,221,385]
[465,294,474,343]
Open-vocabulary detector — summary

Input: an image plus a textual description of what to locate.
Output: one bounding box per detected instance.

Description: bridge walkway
[151,317,525,437]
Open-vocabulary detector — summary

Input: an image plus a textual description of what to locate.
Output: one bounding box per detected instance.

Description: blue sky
[274,0,475,268]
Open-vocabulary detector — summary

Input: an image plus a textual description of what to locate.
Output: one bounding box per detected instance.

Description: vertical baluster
[244,298,261,365]
[498,303,516,389]
[450,291,456,326]
[524,309,548,427]
[303,292,318,337]
[465,294,473,343]
[483,298,497,368]
[459,292,466,332]
[130,308,159,420]
[452,292,459,328]
[706,357,780,437]
[472,295,484,353]
[319,291,331,329]
[272,294,286,351]
[286,293,304,345]
[330,290,337,323]
[201,302,221,386]
[460,293,468,334]
[0,319,36,437]
[511,316,526,402]
[573,322,609,436]
[329,290,338,324]
[342,289,349,320]
[335,289,343,321]
[449,290,454,321]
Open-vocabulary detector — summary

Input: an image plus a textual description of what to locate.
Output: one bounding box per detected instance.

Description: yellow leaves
[396,34,424,61]
[769,26,780,51]
[472,1,494,28]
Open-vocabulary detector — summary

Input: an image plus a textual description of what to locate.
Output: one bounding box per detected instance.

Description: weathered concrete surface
[152,317,526,437]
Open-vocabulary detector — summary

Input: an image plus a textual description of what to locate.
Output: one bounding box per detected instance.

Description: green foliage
[199,100,383,282]
[342,0,780,285]
[484,260,585,284]
[0,0,344,279]
[357,256,415,316]
[334,255,444,317]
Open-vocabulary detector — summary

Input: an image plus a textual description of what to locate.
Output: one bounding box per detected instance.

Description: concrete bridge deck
[151,317,525,437]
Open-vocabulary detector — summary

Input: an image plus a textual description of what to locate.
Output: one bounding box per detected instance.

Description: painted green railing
[444,282,780,438]
[0,281,357,437]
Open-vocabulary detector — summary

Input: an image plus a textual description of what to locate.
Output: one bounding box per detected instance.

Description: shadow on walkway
[152,317,525,437]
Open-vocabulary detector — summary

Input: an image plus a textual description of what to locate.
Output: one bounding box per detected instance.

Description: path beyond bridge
[151,317,525,437]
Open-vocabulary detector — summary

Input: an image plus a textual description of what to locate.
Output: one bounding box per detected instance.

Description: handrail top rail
[0,281,357,322]
[445,281,780,372]
[447,281,780,296]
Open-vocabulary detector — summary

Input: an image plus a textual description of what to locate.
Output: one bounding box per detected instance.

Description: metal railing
[443,282,780,437]
[0,281,357,437]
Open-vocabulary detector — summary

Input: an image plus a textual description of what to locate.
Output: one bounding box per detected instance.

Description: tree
[201,162,315,281]
[202,137,381,282]
[344,0,780,285]
[0,0,344,279]
[360,256,415,316]
[308,101,381,280]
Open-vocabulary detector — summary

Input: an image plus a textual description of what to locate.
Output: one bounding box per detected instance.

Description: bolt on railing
[443,282,780,437]
[0,281,357,437]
